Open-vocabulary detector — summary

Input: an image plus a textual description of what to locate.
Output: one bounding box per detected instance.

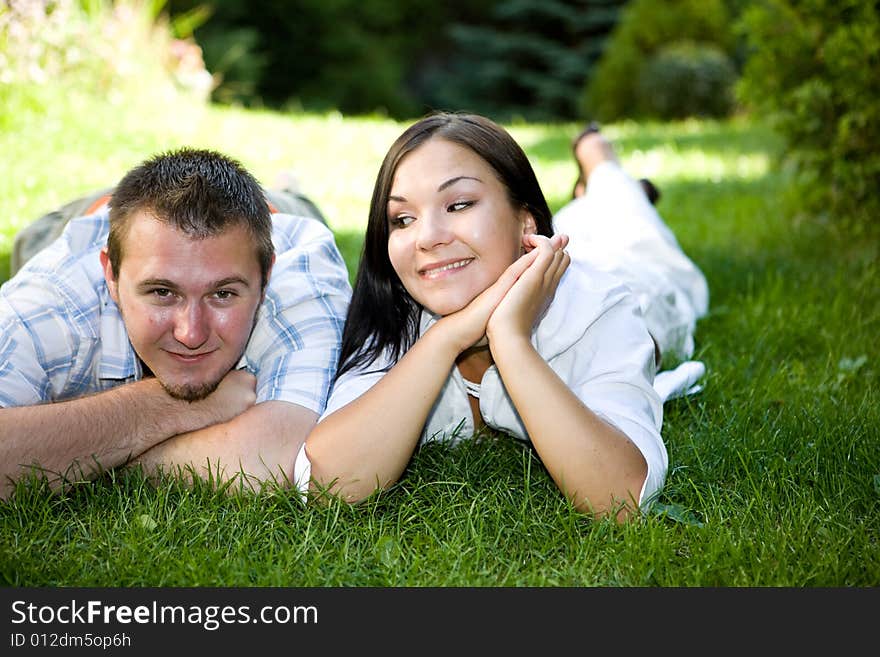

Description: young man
[0,148,351,499]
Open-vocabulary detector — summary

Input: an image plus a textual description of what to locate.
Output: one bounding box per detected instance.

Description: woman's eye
[391,215,416,227]
[448,200,473,212]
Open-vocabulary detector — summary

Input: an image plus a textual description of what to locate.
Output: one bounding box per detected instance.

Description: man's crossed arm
[0,370,315,499]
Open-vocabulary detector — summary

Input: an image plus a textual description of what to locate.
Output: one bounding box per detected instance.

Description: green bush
[583,0,738,121]
[637,41,736,119]
[196,25,267,107]
[736,0,880,222]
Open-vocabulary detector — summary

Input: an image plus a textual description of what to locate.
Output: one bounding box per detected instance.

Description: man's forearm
[0,376,251,498]
[130,400,317,492]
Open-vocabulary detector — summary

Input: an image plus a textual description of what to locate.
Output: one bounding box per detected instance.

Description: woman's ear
[520,209,537,236]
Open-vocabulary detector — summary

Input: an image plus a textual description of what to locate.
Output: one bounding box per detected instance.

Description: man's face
[101,211,269,401]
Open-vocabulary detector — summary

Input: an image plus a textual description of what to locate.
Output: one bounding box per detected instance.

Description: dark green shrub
[169,0,499,118]
[637,41,736,119]
[420,0,627,122]
[583,0,737,121]
[736,0,880,222]
[196,26,267,106]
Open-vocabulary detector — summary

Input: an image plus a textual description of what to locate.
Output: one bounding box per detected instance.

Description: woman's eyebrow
[438,175,482,192]
[388,175,483,203]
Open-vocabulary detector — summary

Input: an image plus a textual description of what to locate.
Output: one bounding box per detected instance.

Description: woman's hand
[436,242,544,353]
[486,233,570,347]
[433,233,569,355]
[525,232,569,254]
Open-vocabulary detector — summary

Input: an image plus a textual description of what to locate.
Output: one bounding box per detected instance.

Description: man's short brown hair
[107,148,274,288]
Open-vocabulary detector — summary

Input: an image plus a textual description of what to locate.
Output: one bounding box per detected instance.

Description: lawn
[1,95,878,586]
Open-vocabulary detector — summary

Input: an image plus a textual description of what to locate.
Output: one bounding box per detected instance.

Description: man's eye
[215,290,235,300]
[152,288,172,298]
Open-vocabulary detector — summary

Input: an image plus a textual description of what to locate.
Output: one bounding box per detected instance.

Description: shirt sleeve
[318,338,400,421]
[0,277,82,407]
[243,216,352,414]
[561,286,668,509]
[290,349,394,499]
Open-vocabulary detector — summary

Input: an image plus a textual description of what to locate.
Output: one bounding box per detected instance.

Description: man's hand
[196,369,257,426]
[130,400,318,492]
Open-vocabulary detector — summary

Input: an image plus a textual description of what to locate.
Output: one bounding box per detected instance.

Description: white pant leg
[552,161,709,361]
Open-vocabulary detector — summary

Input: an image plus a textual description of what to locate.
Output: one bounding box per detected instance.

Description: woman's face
[386,137,534,316]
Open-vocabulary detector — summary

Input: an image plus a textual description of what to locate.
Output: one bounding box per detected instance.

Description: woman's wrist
[428,315,482,358]
[487,327,534,361]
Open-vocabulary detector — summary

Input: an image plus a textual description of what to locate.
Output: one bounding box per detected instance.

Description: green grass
[1,96,878,586]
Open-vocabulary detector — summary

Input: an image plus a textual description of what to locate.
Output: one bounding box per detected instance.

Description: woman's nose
[414,211,453,250]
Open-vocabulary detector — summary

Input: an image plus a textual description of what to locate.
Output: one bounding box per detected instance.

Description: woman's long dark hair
[336,112,555,379]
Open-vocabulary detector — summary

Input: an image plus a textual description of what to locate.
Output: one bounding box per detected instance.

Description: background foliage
[165,0,627,121]
[0,0,212,132]
[735,0,880,224]
[419,0,626,121]
[582,0,741,121]
[635,41,737,120]
[165,0,489,116]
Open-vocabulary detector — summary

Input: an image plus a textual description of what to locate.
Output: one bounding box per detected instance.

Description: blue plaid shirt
[0,208,351,413]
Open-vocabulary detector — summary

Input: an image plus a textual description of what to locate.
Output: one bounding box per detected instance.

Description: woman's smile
[418,257,475,279]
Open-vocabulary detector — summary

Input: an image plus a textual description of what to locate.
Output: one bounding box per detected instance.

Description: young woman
[299,112,707,521]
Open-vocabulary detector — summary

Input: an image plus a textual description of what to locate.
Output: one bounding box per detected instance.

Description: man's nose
[173,302,210,349]
[415,211,453,251]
